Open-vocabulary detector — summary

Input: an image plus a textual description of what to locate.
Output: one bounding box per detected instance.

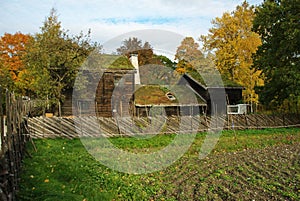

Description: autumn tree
[117,37,152,55]
[175,37,204,73]
[252,0,300,112]
[24,8,97,115]
[175,37,204,63]
[200,1,263,106]
[0,32,31,92]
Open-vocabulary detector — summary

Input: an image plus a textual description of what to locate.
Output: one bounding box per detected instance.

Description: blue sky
[0,0,263,55]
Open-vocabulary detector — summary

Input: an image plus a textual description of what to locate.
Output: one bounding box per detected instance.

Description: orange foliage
[0,32,31,82]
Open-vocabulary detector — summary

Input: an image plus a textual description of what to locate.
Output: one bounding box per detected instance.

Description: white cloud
[0,0,263,54]
[55,0,250,45]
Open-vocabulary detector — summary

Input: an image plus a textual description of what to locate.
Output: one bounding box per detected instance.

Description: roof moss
[101,54,134,70]
[134,85,206,106]
[80,54,134,71]
[107,55,134,69]
[186,69,242,88]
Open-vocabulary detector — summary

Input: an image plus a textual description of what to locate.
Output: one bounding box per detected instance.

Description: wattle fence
[0,90,31,201]
[27,114,300,139]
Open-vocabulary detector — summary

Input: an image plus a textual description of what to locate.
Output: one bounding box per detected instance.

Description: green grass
[18,128,300,200]
[211,128,300,152]
[109,133,176,152]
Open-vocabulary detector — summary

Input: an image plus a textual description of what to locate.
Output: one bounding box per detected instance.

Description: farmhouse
[63,50,243,117]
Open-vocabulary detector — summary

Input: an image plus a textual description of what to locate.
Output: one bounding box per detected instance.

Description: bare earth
[156,142,300,200]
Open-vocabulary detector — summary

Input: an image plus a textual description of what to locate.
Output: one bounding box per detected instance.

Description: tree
[0,59,13,90]
[153,54,177,69]
[117,37,152,55]
[0,32,31,92]
[252,0,300,112]
[175,37,204,63]
[175,60,194,74]
[175,37,204,73]
[24,8,97,114]
[200,1,263,105]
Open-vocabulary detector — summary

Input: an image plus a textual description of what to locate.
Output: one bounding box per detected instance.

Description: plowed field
[157,143,299,200]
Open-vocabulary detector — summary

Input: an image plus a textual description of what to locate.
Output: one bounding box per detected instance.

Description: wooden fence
[0,89,30,201]
[27,114,300,139]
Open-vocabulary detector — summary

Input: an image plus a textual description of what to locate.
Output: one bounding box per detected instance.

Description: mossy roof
[134,85,206,106]
[104,55,134,70]
[80,54,134,71]
[186,69,242,88]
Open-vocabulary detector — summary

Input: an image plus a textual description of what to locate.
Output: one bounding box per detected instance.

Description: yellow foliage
[200,1,264,104]
[175,67,186,74]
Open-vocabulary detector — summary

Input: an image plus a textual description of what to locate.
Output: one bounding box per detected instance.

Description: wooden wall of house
[225,88,242,105]
[182,74,243,114]
[63,71,100,116]
[61,70,135,117]
[95,70,135,117]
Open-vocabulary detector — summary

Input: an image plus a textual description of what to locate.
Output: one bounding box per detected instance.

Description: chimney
[129,54,141,85]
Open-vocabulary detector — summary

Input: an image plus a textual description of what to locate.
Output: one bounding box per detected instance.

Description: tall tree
[117,37,152,55]
[200,1,263,105]
[175,37,203,63]
[24,8,97,114]
[252,0,300,112]
[175,37,204,73]
[0,32,31,92]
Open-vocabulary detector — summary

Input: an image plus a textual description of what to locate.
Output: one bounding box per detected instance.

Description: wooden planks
[27,114,300,139]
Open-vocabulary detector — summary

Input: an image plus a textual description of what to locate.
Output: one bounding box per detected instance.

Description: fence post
[6,90,15,200]
[244,114,249,130]
[0,87,4,150]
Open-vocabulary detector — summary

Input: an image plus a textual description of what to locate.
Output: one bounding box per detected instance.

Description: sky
[0,0,263,56]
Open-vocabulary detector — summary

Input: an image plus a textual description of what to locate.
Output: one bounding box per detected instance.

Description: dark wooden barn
[180,73,243,114]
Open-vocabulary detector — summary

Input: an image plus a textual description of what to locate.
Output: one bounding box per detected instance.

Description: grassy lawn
[18,128,300,200]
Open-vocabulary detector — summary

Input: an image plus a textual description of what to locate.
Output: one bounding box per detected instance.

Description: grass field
[18,128,300,200]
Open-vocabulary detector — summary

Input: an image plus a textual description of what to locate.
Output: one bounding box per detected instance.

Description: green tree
[252,0,300,112]
[116,37,152,55]
[153,54,176,69]
[200,1,263,105]
[24,8,97,115]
